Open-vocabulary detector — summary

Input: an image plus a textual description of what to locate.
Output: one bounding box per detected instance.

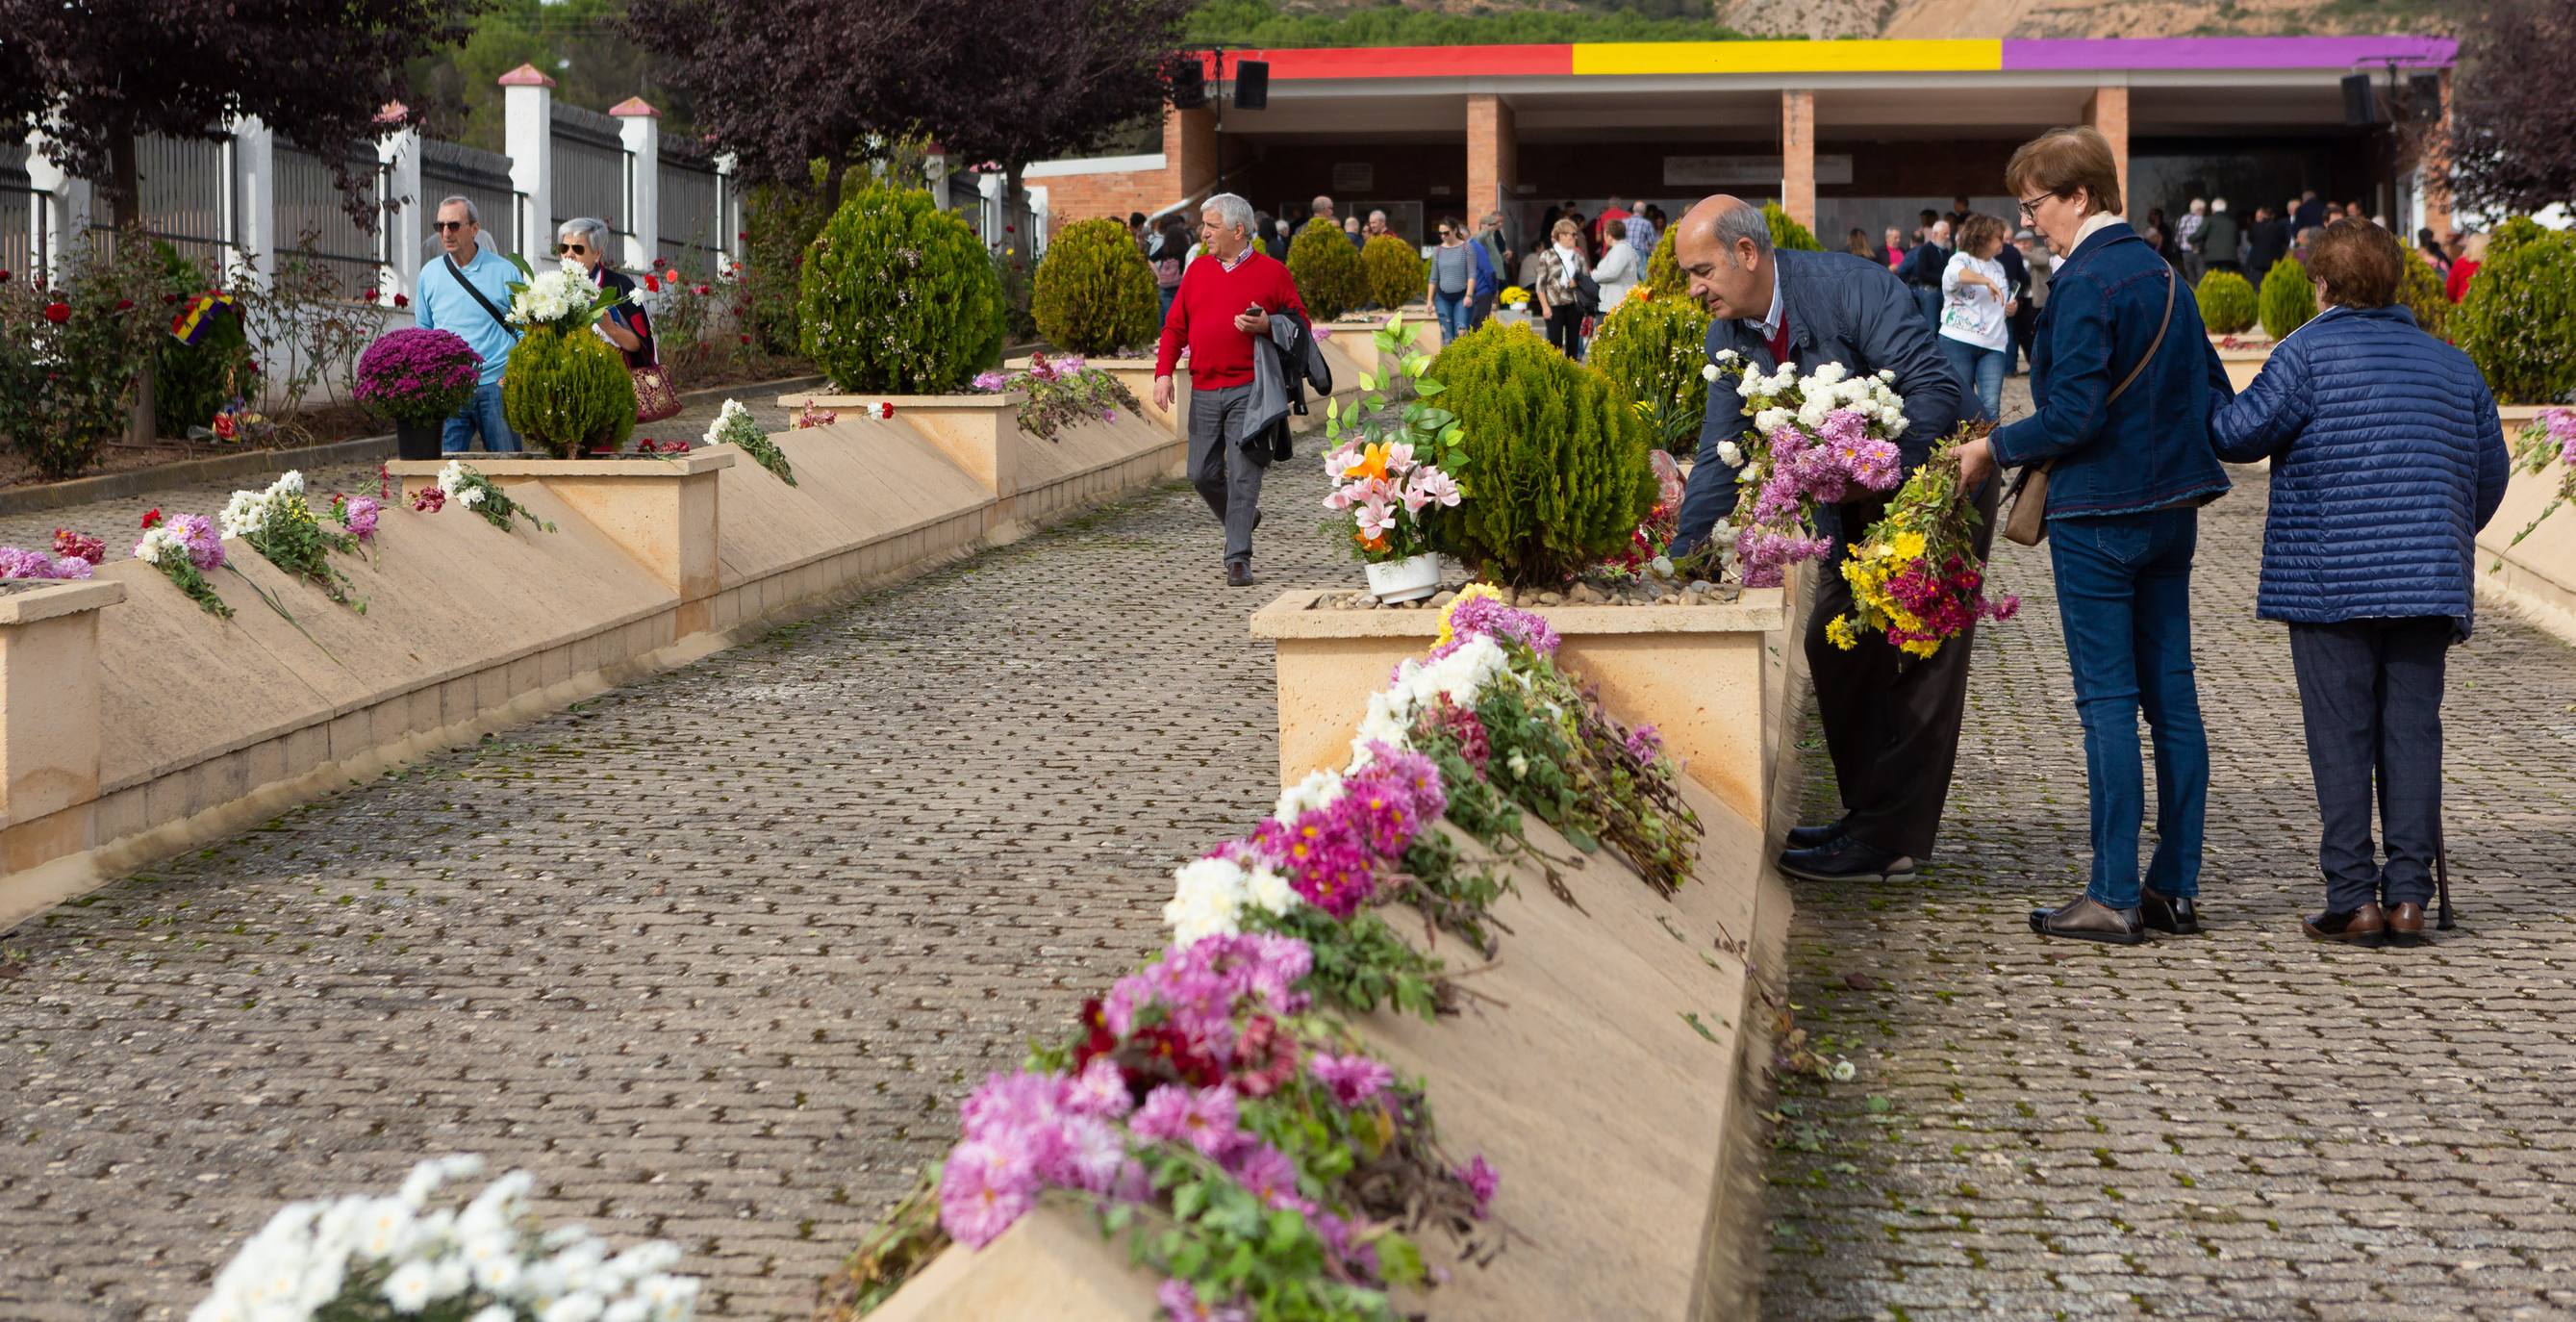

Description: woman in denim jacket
[1957,126,2235,946]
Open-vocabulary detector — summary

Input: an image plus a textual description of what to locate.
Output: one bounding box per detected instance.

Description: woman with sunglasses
[556,217,656,369]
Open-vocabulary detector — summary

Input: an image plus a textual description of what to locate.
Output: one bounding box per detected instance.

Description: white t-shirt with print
[1939,251,2010,351]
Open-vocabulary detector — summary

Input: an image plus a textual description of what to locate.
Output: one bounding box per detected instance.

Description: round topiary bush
[1030,216,1159,355]
[1426,318,1659,585]
[1585,292,1715,452]
[1288,217,1366,322]
[1361,234,1427,311]
[1765,201,1824,253]
[2195,269,2258,335]
[2456,218,2576,405]
[2396,248,2450,342]
[502,327,635,457]
[798,184,1006,393]
[1644,226,1686,298]
[2259,256,2316,342]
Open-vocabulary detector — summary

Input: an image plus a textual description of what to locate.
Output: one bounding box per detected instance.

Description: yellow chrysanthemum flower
[1892,530,1928,562]
[1826,613,1861,650]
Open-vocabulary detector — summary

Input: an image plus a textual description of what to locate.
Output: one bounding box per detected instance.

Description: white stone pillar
[21,131,91,283]
[230,116,278,287]
[499,63,556,261]
[611,98,659,273]
[377,106,423,305]
[714,153,738,268]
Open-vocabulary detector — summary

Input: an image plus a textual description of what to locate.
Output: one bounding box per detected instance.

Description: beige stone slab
[0,578,123,625]
[2479,407,2576,643]
[711,419,996,590]
[1015,411,1172,492]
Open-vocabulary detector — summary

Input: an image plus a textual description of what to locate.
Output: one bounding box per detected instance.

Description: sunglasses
[554,242,589,256]
[435,220,472,233]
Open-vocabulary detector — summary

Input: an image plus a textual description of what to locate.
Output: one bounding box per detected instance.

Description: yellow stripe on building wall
[1570,39,2004,76]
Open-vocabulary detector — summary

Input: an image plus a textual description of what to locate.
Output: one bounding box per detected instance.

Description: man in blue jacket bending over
[1671,194,1984,883]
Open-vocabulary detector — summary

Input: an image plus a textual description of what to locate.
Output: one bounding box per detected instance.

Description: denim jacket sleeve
[2209,335,2311,463]
[1989,267,2115,469]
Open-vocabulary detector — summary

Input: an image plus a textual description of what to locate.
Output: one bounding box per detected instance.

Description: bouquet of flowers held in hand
[1829,428,2018,660]
[703,397,796,486]
[1704,352,1907,587]
[430,460,554,536]
[191,1155,700,1322]
[220,470,364,612]
[1320,319,1468,563]
[2503,407,2576,554]
[135,509,231,617]
[501,256,629,333]
[972,352,1138,441]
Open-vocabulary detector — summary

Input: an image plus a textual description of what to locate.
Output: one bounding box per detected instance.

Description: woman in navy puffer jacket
[2209,219,2509,949]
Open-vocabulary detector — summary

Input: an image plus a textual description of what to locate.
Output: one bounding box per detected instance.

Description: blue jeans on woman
[1939,337,2005,422]
[1433,289,1468,343]
[442,382,521,454]
[2049,506,2209,910]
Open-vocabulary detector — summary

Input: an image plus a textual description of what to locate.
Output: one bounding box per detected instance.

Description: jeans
[1159,285,1180,326]
[2048,506,2210,909]
[1911,285,1941,338]
[442,382,521,454]
[1433,289,1468,343]
[2286,618,2451,912]
[1939,338,2005,422]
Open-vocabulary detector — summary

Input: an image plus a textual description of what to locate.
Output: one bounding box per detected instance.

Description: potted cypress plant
[354,327,482,460]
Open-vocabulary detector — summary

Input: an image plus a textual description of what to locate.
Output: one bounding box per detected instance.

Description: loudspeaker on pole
[1235,61,1269,111]
[2342,72,2380,126]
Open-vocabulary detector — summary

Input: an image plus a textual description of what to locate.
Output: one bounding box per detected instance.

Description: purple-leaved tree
[2445,0,2576,216]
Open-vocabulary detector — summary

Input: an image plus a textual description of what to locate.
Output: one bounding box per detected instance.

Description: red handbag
[631,362,682,423]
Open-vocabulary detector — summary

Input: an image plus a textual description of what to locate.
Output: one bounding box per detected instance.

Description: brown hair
[2308,218,2404,308]
[2004,126,2123,218]
[1605,217,1627,241]
[1438,216,1462,237]
[1955,212,2008,255]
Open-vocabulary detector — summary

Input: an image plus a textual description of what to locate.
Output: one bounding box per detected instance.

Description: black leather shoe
[2141,889,2202,935]
[1785,817,1851,850]
[2029,896,2148,945]
[1225,562,1254,588]
[1778,834,1916,882]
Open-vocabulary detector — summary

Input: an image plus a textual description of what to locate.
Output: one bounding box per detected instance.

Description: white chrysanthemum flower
[274,470,305,496]
[437,461,469,492]
[1273,768,1346,823]
[543,1291,608,1322]
[1701,363,1721,383]
[1244,864,1298,916]
[458,486,488,509]
[383,1260,438,1311]
[1715,440,1744,468]
[1164,857,1249,942]
[1754,407,1791,436]
[1810,362,1847,386]
[1506,751,1530,778]
[471,1307,516,1322]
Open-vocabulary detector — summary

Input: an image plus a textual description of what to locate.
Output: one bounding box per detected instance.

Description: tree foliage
[2445,0,2576,216]
[797,184,1005,393]
[1031,217,1159,355]
[1289,218,1367,322]
[1187,0,1747,46]
[1361,234,1427,311]
[404,0,691,154]
[2194,269,2258,335]
[2456,217,2576,405]
[2259,256,2316,342]
[0,0,485,229]
[1426,319,1658,585]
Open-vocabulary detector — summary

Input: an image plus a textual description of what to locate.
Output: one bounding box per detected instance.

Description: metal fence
[659,137,722,277]
[275,143,385,297]
[549,105,627,245]
[0,141,41,283]
[420,139,519,259]
[89,132,233,275]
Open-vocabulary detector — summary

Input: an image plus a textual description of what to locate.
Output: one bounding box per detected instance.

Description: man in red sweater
[1155,192,1310,587]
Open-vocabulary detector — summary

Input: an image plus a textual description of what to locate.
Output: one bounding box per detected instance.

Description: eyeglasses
[554,242,589,256]
[2016,193,2059,221]
[435,220,472,233]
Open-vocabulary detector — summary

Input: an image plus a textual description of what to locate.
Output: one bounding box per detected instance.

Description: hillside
[1193,0,2455,45]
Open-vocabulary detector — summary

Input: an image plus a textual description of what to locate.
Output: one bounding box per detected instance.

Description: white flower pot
[1364,553,1441,603]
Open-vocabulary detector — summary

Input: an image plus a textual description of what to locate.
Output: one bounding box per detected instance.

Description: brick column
[1467,95,1517,227]
[2085,86,2131,218]
[1167,106,1218,204]
[1780,89,1817,232]
[2419,69,2455,238]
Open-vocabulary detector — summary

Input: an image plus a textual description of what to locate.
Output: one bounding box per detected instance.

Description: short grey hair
[436,195,478,223]
[1713,201,1772,258]
[1202,193,1254,238]
[558,216,613,256]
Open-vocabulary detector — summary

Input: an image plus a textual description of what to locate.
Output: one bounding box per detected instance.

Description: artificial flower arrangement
[220,470,365,613]
[703,397,796,486]
[1319,318,1467,565]
[793,402,840,429]
[2503,407,2576,555]
[190,1155,701,1322]
[501,257,630,333]
[1829,429,2019,660]
[1498,285,1530,312]
[52,527,105,566]
[1700,352,1907,587]
[134,509,232,617]
[972,352,1139,441]
[189,396,274,445]
[355,328,483,427]
[421,460,555,536]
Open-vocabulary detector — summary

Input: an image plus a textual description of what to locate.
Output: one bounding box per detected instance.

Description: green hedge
[2195,269,2258,335]
[1289,218,1367,322]
[1426,319,1657,585]
[1765,201,1824,253]
[2457,217,2576,405]
[1585,292,1714,453]
[1639,204,1816,299]
[502,326,635,458]
[2259,256,2316,342]
[2396,248,2450,342]
[1361,234,1427,312]
[798,184,1005,393]
[1031,216,1158,355]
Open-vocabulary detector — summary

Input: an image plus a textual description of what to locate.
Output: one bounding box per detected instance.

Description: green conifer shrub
[502,327,636,457]
[1644,226,1686,298]
[1426,319,1658,585]
[1765,201,1824,252]
[1361,234,1427,311]
[2456,218,2576,404]
[1288,217,1366,322]
[2195,269,2258,335]
[1585,292,1714,452]
[1030,216,1159,355]
[798,184,1005,393]
[2259,256,2316,342]
[2395,248,2450,341]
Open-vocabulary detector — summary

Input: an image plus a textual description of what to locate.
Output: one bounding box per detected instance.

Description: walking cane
[2435,816,2456,931]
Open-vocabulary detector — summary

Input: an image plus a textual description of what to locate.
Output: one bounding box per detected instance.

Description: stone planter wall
[2477,404,2576,645]
[0,393,1188,925]
[2213,339,2275,394]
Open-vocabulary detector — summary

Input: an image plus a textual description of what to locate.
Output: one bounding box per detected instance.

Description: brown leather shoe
[2029,895,2147,946]
[2386,901,2428,947]
[1225,561,1254,588]
[2303,903,2387,946]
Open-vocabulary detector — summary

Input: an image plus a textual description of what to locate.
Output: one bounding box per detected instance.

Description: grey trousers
[1188,383,1265,566]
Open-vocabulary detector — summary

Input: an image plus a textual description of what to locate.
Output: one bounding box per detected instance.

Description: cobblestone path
[0,456,1346,1321]
[1764,399,2576,1317]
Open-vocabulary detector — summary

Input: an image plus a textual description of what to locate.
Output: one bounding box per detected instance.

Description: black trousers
[2286,617,2450,912]
[1806,477,2000,859]
[2008,300,2040,372]
[1546,305,1584,358]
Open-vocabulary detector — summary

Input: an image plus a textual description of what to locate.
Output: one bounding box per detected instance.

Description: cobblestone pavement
[0,452,1346,1320]
[0,394,796,553]
[1764,381,2576,1320]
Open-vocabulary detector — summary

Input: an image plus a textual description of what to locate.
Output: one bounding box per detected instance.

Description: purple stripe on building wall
[2002,36,2456,71]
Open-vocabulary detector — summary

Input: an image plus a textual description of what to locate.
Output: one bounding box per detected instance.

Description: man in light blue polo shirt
[415,196,522,453]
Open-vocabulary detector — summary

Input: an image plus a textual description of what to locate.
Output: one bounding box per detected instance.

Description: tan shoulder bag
[2001,267,2176,547]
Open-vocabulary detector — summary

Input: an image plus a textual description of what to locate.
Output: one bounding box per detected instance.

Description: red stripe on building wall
[1197,44,1573,81]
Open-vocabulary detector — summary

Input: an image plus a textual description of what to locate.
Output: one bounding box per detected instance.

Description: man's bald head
[1675,194,1777,322]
